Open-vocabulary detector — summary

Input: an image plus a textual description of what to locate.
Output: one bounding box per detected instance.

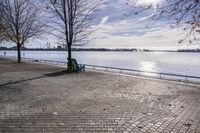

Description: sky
[1,0,200,50]
[86,0,200,50]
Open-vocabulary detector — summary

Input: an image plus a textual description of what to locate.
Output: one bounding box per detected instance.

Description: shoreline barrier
[1,55,200,84]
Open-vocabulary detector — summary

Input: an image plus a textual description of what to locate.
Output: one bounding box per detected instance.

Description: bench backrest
[71,58,78,70]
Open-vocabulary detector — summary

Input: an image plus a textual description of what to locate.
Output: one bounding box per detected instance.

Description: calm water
[1,50,200,77]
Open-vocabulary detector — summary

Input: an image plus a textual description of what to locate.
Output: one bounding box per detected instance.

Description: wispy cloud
[21,0,199,50]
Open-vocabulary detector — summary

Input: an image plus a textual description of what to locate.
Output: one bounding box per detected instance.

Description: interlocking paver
[0,58,200,133]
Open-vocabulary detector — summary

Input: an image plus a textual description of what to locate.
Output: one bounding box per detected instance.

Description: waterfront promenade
[0,58,200,133]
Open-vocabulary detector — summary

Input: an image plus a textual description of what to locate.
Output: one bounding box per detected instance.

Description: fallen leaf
[58,123,64,126]
[53,112,58,115]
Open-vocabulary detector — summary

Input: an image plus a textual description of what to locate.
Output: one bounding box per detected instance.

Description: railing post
[160,74,162,79]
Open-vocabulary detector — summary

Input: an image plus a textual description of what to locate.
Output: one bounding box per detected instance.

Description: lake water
[1,50,200,77]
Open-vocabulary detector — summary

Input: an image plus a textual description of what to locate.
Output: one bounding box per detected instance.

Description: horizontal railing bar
[1,55,200,81]
[39,59,66,64]
[84,64,200,79]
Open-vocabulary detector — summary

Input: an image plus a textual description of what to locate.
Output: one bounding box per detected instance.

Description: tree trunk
[67,44,73,72]
[17,43,21,63]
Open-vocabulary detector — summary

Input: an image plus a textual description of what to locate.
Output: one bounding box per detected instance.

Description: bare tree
[125,0,200,42]
[0,8,6,42]
[46,0,102,72]
[0,0,46,62]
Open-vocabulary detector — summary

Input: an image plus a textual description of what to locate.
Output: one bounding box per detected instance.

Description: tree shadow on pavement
[0,70,69,87]
[0,76,46,88]
[44,70,68,77]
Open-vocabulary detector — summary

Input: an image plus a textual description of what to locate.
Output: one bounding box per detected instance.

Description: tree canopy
[0,0,46,62]
[46,0,102,71]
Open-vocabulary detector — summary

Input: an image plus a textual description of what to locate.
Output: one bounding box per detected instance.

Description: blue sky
[2,0,199,50]
[85,0,200,50]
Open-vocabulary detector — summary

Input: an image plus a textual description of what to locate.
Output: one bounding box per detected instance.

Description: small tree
[0,0,46,62]
[126,0,200,42]
[47,0,102,72]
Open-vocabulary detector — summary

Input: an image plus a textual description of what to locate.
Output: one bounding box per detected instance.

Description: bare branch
[46,0,103,71]
[126,0,200,42]
[0,0,47,62]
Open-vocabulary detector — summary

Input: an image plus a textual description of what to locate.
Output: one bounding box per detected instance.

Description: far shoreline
[0,49,200,53]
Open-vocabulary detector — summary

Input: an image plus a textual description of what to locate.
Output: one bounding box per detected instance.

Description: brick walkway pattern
[0,58,200,133]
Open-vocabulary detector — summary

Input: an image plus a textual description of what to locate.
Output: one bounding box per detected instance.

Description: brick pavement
[0,58,200,133]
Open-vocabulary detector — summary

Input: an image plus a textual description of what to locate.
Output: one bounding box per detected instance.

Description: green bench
[71,58,85,73]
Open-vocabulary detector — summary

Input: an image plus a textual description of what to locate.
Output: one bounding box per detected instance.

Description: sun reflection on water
[140,61,158,74]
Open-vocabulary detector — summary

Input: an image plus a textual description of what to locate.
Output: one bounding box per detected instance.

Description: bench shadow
[0,70,69,88]
[44,70,68,77]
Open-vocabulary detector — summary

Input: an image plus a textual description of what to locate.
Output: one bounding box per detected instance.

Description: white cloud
[84,0,200,50]
[100,16,109,24]
[88,18,192,50]
[21,0,200,50]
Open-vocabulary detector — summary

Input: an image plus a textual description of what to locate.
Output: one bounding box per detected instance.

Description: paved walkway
[0,58,200,133]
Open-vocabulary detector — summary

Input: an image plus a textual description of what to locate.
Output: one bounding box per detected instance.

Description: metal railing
[1,55,200,84]
[85,64,200,84]
[23,57,67,66]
